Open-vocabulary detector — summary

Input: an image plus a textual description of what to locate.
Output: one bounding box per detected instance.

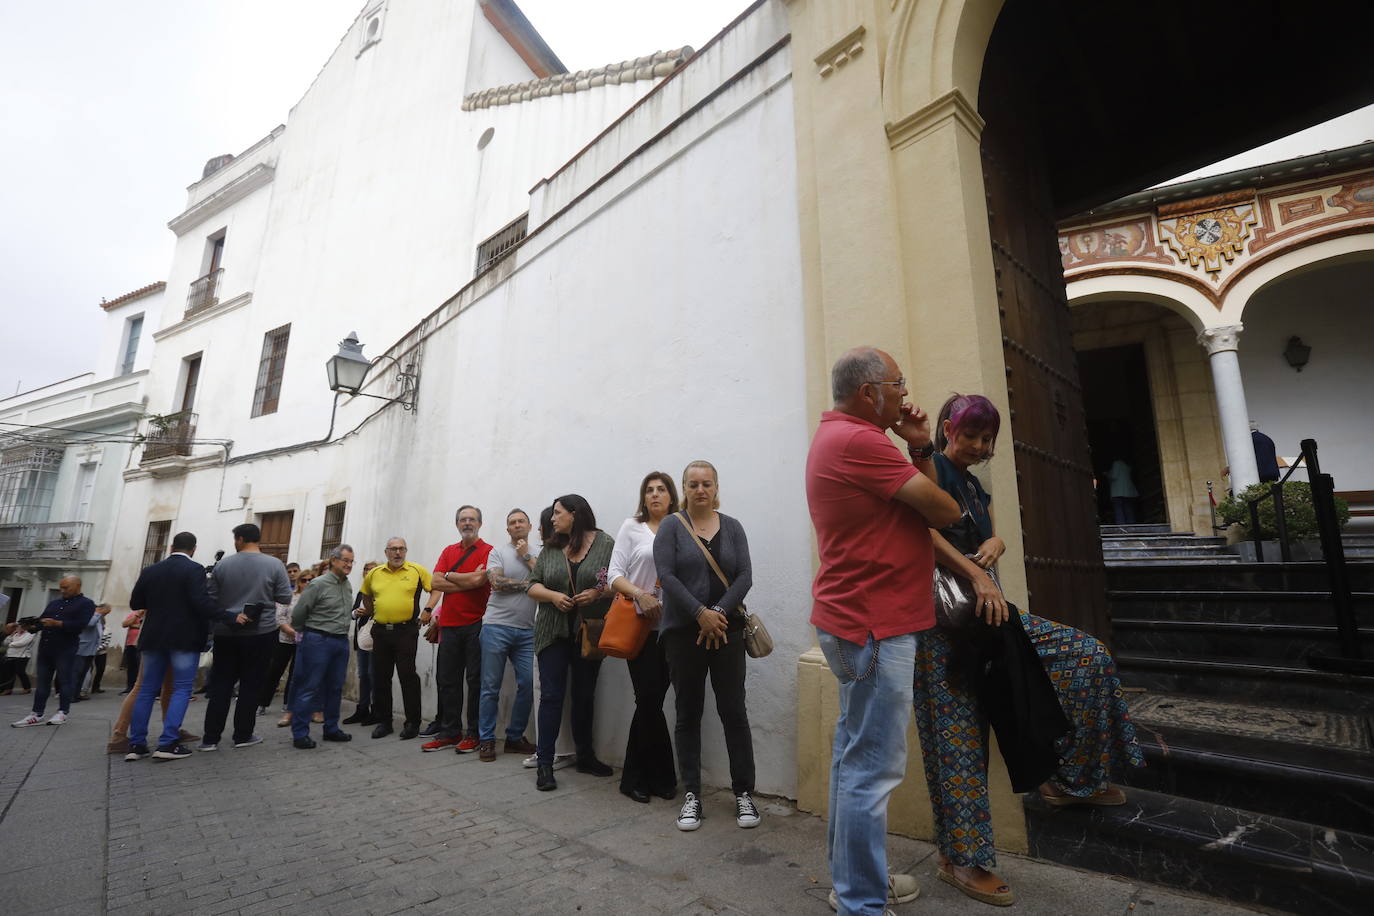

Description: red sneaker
[421,737,460,752]
[454,735,480,754]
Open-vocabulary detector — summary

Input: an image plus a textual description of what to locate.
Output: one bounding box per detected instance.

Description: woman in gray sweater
[653,460,758,832]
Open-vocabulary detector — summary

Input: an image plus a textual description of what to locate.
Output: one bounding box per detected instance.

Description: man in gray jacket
[199,523,293,751]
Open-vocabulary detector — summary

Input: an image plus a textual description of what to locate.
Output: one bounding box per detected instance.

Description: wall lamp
[1283,335,1311,372]
[325,332,419,410]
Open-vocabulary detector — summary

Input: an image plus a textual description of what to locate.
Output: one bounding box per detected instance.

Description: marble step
[1100,524,1172,536]
[1118,653,1374,713]
[1123,715,1374,834]
[1023,786,1374,915]
[1108,562,1374,593]
[1107,589,1374,626]
[1113,618,1374,662]
[1105,554,1245,566]
[1103,545,1240,558]
[1101,535,1230,549]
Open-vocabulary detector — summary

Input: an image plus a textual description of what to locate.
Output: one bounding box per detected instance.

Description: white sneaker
[523,752,576,770]
[11,714,43,728]
[735,792,761,828]
[827,874,921,911]
[46,711,68,725]
[676,792,702,831]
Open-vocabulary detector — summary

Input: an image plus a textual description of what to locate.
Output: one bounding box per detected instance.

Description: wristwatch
[908,442,936,460]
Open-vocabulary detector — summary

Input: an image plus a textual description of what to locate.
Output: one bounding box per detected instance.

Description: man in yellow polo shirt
[358,537,432,740]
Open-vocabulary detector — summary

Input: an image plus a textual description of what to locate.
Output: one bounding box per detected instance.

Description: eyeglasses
[385,546,407,552]
[871,377,905,388]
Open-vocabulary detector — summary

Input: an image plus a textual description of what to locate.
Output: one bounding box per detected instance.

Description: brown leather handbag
[599,592,651,659]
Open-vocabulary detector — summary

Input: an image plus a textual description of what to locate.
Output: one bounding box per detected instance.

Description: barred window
[251,323,291,417]
[320,501,346,558]
[0,442,65,525]
[143,520,172,568]
[474,213,528,276]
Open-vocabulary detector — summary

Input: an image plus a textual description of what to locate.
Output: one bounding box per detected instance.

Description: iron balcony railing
[185,268,224,317]
[474,214,528,277]
[141,410,198,462]
[0,521,94,560]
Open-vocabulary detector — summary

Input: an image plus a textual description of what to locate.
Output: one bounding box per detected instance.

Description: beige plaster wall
[787,0,1026,854]
[1071,301,1227,535]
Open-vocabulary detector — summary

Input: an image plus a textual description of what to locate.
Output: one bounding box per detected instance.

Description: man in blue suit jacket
[126,531,248,761]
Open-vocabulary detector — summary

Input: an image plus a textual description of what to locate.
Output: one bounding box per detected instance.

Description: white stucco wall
[111,1,806,796]
[1239,257,1374,492]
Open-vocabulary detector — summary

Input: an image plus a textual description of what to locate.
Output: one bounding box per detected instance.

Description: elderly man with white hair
[289,544,358,749]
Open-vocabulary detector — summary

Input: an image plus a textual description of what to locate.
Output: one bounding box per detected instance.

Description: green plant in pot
[1217,481,1350,541]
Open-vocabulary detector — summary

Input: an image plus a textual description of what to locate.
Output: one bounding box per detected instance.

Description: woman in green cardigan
[526,494,616,791]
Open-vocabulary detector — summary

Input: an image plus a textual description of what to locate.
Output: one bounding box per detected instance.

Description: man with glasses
[359,538,432,740]
[289,544,357,749]
[421,506,492,753]
[806,347,962,915]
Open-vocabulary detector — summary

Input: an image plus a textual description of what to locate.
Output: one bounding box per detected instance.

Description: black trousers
[621,631,676,795]
[259,641,296,708]
[662,627,755,796]
[3,656,32,691]
[536,637,602,765]
[438,622,482,739]
[123,645,140,692]
[203,632,276,744]
[370,624,421,726]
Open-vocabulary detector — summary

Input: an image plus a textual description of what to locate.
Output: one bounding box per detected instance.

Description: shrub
[1217,480,1350,541]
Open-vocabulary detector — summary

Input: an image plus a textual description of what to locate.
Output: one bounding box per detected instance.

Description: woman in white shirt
[2,623,36,694]
[607,471,681,804]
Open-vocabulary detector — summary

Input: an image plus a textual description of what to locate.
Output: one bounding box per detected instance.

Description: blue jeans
[535,638,601,765]
[817,628,916,916]
[130,650,199,749]
[478,624,534,742]
[32,639,79,716]
[291,631,349,739]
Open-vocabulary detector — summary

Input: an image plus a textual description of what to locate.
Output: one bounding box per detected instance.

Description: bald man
[11,576,96,727]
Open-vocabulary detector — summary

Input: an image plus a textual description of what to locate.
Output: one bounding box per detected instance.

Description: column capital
[1198,323,1244,355]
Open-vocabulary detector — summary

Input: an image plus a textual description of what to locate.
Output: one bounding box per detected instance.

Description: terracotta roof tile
[100,281,166,311]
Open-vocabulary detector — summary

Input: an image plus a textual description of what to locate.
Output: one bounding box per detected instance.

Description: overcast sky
[2,2,1371,398]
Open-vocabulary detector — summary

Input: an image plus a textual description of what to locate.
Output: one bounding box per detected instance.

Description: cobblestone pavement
[0,691,1263,916]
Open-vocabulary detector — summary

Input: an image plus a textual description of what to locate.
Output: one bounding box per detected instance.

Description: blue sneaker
[153,744,192,761]
[125,744,151,761]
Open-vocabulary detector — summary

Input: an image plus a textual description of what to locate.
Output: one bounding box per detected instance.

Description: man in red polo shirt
[420,506,492,753]
[806,347,962,916]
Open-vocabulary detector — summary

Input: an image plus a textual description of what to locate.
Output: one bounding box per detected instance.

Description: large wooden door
[257,511,294,564]
[978,41,1109,639]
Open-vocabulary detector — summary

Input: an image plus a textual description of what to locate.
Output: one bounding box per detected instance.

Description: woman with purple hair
[912,392,1144,906]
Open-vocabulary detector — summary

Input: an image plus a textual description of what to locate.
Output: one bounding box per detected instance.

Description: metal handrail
[1241,454,1307,562]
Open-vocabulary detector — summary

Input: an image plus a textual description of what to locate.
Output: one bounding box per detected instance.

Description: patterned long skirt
[913,614,1144,868]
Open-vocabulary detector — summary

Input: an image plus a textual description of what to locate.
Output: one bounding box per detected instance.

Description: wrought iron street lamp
[325,332,418,409]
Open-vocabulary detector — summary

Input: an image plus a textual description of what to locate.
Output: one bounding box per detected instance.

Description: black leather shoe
[536,764,557,791]
[371,722,394,739]
[399,722,420,740]
[621,786,650,804]
[341,707,369,725]
[323,731,352,742]
[360,713,379,726]
[652,787,677,801]
[293,737,317,749]
[576,756,613,777]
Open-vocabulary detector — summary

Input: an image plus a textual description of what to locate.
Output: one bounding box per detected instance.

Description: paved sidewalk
[1,691,1263,916]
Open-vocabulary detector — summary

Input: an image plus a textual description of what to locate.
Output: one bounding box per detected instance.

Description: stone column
[1199,324,1259,491]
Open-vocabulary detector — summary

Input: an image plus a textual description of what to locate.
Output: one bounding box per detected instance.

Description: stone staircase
[1023,552,1374,914]
[1100,523,1240,565]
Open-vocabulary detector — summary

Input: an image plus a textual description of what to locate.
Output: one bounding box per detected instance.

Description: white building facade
[1,283,162,623]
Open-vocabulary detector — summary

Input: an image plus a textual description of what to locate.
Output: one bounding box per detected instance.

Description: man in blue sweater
[11,576,95,727]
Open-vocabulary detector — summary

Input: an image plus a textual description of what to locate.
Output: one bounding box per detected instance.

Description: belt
[304,627,348,639]
[373,620,417,631]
